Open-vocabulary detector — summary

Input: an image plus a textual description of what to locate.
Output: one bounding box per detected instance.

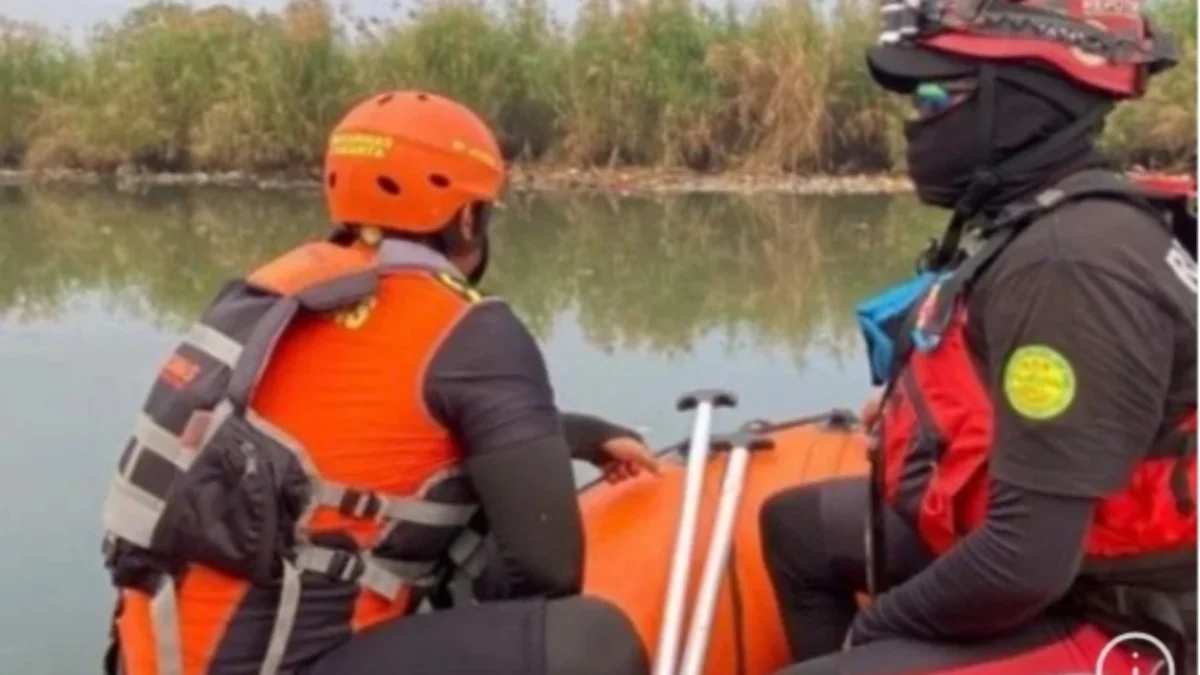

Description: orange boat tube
[579,411,871,675]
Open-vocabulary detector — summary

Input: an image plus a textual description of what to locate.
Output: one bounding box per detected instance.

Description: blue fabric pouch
[854,271,939,386]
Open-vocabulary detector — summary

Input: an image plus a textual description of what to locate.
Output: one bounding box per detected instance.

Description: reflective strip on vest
[151,576,184,675]
[183,323,242,368]
[133,413,193,471]
[102,475,163,550]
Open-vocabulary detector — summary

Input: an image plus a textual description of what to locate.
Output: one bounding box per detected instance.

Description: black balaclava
[904,62,1114,215]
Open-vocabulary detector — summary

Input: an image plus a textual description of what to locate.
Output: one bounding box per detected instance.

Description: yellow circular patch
[1003,345,1077,420]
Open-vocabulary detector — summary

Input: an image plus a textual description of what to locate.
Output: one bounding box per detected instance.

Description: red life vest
[874,171,1198,571]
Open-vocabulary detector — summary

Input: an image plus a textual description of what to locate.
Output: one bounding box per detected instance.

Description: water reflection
[0,184,940,366]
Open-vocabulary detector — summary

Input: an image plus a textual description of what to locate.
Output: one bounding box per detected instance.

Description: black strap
[918,169,1171,348]
[992,103,1113,188]
[867,435,888,597]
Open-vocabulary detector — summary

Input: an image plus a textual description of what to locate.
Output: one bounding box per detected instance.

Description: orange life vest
[100,236,491,675]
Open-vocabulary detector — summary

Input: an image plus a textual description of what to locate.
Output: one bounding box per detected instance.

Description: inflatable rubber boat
[579,393,870,675]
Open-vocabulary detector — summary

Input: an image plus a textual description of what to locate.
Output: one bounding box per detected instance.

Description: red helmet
[867,0,1178,98]
[324,91,505,234]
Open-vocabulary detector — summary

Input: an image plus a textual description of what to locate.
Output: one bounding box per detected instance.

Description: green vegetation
[0,0,1194,175]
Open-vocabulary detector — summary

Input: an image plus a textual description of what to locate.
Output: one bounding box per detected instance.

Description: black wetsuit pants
[759,477,1166,675]
[302,596,648,675]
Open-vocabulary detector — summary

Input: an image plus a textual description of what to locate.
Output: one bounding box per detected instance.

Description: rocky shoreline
[0,165,916,196]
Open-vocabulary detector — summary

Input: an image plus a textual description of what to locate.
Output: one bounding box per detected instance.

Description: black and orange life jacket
[862,169,1197,653]
[100,236,492,675]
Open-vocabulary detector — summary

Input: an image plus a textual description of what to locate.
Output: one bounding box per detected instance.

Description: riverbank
[0,165,917,196]
[2,0,1194,182]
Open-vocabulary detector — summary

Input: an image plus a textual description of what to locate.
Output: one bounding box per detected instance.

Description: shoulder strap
[226,241,380,410]
[377,238,483,303]
[247,240,380,309]
[914,169,1171,347]
[987,168,1167,238]
[972,167,1170,279]
[228,238,476,409]
[376,238,461,277]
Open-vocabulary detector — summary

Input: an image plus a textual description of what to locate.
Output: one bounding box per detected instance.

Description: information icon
[1095,632,1174,675]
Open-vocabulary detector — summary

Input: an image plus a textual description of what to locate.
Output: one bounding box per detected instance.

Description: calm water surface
[0,184,938,674]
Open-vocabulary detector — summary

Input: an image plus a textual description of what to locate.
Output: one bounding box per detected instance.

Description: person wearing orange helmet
[97,90,654,675]
[759,2,1196,674]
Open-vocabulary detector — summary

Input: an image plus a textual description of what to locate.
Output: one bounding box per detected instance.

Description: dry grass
[0,0,1193,174]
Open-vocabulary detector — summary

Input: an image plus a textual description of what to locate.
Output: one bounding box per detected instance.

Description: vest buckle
[338,488,383,520]
[326,550,367,582]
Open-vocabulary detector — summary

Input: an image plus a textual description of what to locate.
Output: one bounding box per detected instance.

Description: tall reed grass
[0,0,1194,174]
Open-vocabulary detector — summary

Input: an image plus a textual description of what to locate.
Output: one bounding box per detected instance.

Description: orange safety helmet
[324,91,505,234]
[868,0,1177,98]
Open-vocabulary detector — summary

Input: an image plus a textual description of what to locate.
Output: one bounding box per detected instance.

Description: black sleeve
[466,437,583,599]
[424,299,563,456]
[424,299,583,598]
[849,479,1092,643]
[560,411,644,465]
[980,259,1175,497]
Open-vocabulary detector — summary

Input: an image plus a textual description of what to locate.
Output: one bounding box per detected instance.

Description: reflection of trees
[0,185,325,327]
[486,190,942,367]
[0,185,942,365]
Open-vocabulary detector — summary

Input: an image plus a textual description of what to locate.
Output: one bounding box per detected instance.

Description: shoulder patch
[433,272,483,304]
[1003,344,1077,420]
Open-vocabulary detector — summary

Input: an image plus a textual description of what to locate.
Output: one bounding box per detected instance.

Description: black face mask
[904,97,981,209]
[904,66,1110,213]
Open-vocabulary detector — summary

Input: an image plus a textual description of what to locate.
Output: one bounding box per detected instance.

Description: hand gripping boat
[578,389,870,675]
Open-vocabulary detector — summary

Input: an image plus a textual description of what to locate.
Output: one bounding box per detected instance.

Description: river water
[0,183,939,674]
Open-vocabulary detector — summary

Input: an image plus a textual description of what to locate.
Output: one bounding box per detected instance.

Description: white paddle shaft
[653,402,716,675]
[677,441,751,675]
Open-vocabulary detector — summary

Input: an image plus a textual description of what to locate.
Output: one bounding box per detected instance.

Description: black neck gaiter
[904,66,1112,214]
